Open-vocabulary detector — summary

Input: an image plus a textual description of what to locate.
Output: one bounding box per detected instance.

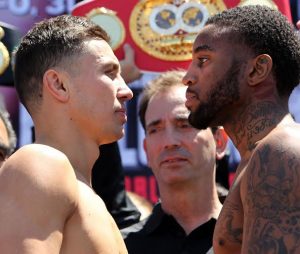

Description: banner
[72,0,292,72]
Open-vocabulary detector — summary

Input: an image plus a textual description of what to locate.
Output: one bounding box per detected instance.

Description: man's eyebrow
[146,119,161,130]
[193,44,214,54]
[103,61,119,70]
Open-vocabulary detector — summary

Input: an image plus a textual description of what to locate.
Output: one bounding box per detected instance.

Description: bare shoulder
[241,123,300,253]
[263,122,300,148]
[0,144,78,253]
[1,144,78,199]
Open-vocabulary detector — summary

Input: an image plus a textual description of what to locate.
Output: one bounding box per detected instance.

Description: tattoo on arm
[245,143,300,254]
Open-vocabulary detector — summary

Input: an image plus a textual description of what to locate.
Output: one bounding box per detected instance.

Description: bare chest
[213,177,244,254]
[60,184,127,254]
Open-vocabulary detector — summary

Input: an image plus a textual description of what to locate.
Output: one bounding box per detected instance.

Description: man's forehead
[172,105,190,118]
[84,39,117,58]
[146,103,189,124]
[80,40,120,69]
[193,25,232,51]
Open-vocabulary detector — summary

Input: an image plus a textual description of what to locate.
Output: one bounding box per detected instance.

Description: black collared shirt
[123,203,216,254]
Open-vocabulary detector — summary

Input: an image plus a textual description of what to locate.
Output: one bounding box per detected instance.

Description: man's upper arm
[0,145,78,253]
[242,138,300,253]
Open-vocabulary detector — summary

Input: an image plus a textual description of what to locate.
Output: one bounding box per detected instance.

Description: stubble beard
[188,60,242,130]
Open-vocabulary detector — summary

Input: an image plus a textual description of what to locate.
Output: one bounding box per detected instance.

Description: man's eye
[105,69,116,79]
[147,128,157,135]
[179,122,192,129]
[146,125,164,135]
[197,57,208,67]
[181,123,190,128]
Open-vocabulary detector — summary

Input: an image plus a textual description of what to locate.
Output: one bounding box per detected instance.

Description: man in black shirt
[123,70,228,254]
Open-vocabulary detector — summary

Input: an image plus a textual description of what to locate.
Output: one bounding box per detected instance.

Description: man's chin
[113,131,125,142]
[188,112,209,130]
[99,130,125,145]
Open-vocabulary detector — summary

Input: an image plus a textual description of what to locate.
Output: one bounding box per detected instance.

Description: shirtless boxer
[0,15,132,253]
[183,5,300,254]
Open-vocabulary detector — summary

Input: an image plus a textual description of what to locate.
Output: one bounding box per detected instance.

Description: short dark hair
[206,5,300,98]
[13,15,110,113]
[138,70,185,130]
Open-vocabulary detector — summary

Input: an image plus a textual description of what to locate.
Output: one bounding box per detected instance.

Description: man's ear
[247,54,273,87]
[213,127,228,160]
[143,138,151,167]
[43,69,69,102]
[143,138,147,154]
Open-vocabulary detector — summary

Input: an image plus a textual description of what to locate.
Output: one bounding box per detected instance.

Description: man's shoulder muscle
[1,144,78,199]
[0,144,78,253]
[241,127,300,253]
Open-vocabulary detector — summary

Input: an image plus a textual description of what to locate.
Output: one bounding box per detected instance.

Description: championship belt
[129,0,226,61]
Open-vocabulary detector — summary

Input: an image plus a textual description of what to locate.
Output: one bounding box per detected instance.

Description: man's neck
[34,127,99,186]
[224,100,290,159]
[159,182,222,235]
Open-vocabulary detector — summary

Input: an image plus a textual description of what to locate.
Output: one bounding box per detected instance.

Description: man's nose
[163,129,181,150]
[182,72,196,87]
[119,80,133,101]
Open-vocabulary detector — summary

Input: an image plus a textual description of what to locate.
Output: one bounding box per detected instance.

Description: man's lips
[160,156,188,166]
[116,108,126,114]
[116,108,127,122]
[185,90,199,111]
